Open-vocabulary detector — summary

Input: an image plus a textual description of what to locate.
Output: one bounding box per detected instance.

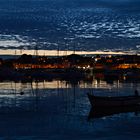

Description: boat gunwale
[87,93,140,100]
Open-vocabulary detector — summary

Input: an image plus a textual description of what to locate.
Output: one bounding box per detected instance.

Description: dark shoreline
[0,53,139,82]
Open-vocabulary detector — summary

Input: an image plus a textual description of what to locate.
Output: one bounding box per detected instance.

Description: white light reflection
[0,79,139,98]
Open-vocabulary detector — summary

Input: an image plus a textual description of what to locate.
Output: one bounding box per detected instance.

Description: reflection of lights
[94,79,98,88]
[123,75,126,80]
[0,79,139,94]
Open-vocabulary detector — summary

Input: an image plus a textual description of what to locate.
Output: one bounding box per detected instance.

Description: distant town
[0,53,140,81]
[1,53,140,69]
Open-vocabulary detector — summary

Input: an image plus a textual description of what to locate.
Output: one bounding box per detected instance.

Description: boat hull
[87,93,140,107]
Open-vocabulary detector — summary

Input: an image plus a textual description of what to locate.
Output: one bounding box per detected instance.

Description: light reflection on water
[0,79,139,139]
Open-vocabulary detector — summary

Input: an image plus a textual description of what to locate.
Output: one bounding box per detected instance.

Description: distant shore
[0,49,138,57]
[0,53,140,82]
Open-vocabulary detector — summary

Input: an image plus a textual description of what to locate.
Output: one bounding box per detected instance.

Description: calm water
[0,79,140,139]
[0,0,140,52]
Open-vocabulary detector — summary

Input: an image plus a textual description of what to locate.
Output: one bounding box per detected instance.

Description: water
[0,0,140,53]
[0,79,140,139]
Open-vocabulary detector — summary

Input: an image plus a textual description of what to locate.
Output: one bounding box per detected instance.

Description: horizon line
[0,49,138,56]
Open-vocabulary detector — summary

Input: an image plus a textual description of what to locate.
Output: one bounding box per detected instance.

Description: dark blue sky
[0,0,140,52]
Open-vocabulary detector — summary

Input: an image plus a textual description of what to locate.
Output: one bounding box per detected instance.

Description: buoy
[20,92,24,95]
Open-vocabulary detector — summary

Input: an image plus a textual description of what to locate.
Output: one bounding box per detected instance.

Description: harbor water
[0,79,139,139]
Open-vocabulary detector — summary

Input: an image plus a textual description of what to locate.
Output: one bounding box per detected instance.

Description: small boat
[87,92,140,107]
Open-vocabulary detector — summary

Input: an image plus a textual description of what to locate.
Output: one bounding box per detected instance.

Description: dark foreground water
[0,0,140,53]
[0,80,140,140]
